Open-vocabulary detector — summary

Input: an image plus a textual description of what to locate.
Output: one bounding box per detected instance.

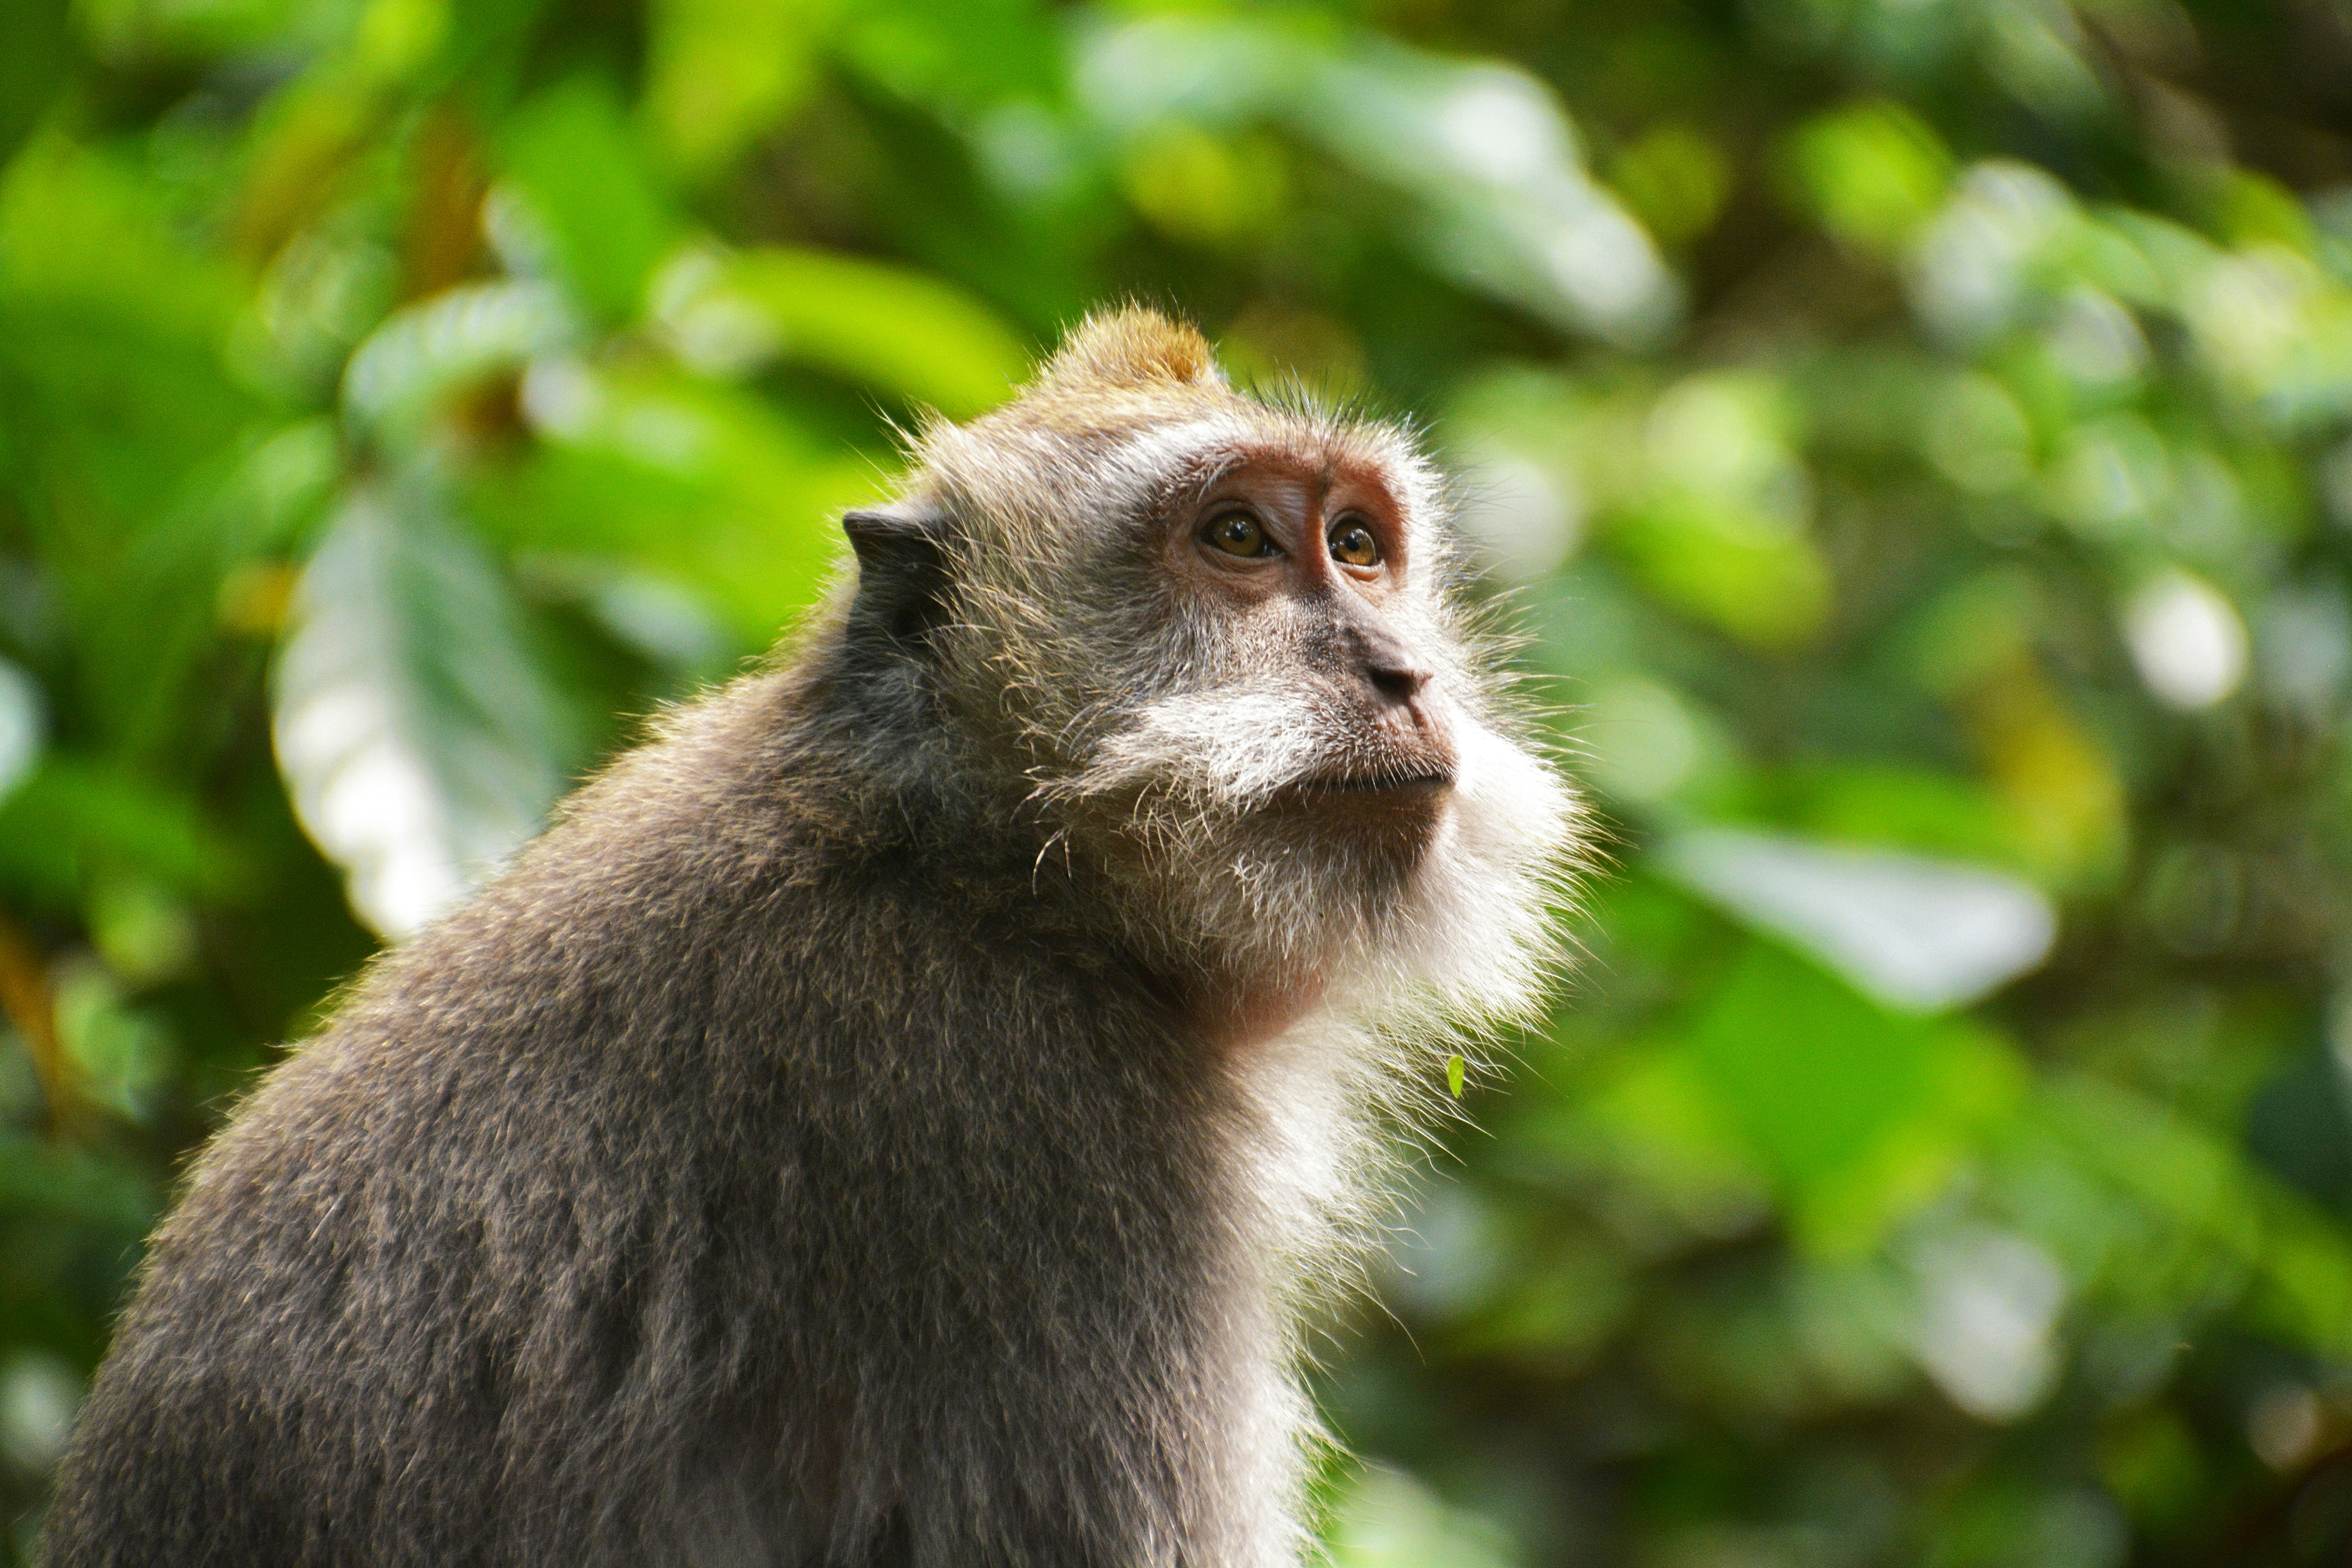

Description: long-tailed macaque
[41,308,1580,1567]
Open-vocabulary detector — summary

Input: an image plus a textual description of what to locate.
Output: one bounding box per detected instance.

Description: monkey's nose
[1365,657,1432,703]
[1342,619,1434,704]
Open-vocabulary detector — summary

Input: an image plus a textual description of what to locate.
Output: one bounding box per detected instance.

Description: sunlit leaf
[1660,828,2056,1012]
[1325,1464,1518,1568]
[1604,496,1827,647]
[341,280,570,442]
[652,244,1030,416]
[491,359,878,637]
[0,658,41,805]
[1443,377,1592,581]
[85,875,198,987]
[1609,124,1728,248]
[1561,1046,1774,1240]
[837,0,1060,112]
[1318,51,1680,346]
[1739,763,2041,882]
[1906,1225,2066,1420]
[1074,15,1679,344]
[228,62,386,265]
[1116,125,1290,249]
[53,956,177,1123]
[1906,160,2078,347]
[272,481,562,939]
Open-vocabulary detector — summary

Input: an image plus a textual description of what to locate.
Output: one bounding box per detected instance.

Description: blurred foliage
[5,0,2352,1562]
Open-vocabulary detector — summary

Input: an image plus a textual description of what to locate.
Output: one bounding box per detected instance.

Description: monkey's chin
[1271,770,1454,845]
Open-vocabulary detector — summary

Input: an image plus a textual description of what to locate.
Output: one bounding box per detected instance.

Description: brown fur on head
[841,306,1579,1037]
[1029,306,1227,394]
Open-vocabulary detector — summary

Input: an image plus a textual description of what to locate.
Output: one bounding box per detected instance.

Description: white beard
[1041,681,1582,1033]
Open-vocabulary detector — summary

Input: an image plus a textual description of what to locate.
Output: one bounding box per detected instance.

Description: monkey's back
[41,673,1255,1568]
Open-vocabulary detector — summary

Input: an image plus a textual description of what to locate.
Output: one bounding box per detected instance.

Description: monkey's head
[838,308,1581,1035]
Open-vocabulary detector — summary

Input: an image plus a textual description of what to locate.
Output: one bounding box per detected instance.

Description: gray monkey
[41,308,1580,1568]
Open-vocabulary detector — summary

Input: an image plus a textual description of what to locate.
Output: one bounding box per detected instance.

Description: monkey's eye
[1328,519,1381,568]
[1204,511,1275,558]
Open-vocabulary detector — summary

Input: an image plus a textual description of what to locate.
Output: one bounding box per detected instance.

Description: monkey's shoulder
[133,671,1199,1293]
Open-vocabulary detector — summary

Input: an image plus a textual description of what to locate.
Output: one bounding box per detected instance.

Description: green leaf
[77,0,312,58]
[0,140,273,758]
[1564,1046,1773,1239]
[1756,764,2037,873]
[1609,124,1728,247]
[1673,939,2028,1250]
[1683,941,1938,1189]
[1450,1248,1634,1362]
[271,480,562,938]
[500,77,681,324]
[484,361,878,638]
[0,133,243,344]
[58,419,337,765]
[1447,1053,1466,1098]
[644,0,846,179]
[1075,16,1679,344]
[1311,43,1679,343]
[1782,101,1953,253]
[0,1136,159,1232]
[837,0,1061,112]
[2039,1076,2352,1355]
[0,756,243,906]
[0,0,72,170]
[1605,490,1829,647]
[655,245,1030,417]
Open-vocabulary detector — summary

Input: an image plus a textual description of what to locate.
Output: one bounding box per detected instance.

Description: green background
[5,0,2352,1561]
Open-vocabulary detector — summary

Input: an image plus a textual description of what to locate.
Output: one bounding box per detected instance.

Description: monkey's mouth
[1293,769,1455,795]
[1287,725,1460,800]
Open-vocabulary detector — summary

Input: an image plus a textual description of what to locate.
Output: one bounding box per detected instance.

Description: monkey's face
[872,311,1578,1021]
[1130,447,1462,842]
[965,418,1561,1004]
[1170,452,1456,788]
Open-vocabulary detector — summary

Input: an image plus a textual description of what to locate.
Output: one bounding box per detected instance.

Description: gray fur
[40,310,1579,1568]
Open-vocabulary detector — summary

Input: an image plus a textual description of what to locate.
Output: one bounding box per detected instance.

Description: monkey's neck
[795,665,1350,1052]
[1130,961,1326,1052]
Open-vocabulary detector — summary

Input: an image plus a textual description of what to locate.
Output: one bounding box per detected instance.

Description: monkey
[39,308,1581,1568]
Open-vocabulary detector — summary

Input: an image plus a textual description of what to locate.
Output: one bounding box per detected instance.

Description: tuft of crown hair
[1033,306,1227,394]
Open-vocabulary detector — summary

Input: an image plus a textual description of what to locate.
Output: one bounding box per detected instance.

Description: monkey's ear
[842,498,957,658]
